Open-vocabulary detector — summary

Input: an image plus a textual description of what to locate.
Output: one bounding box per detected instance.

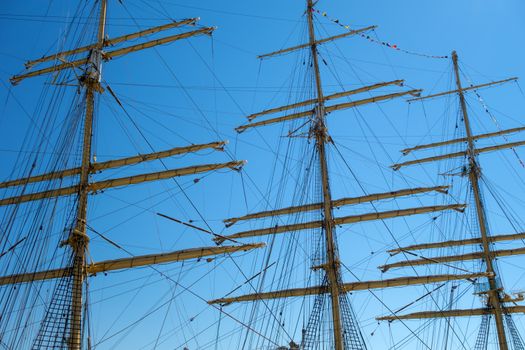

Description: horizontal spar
[25,18,199,68]
[88,243,264,274]
[0,161,245,206]
[407,77,518,102]
[392,139,525,170]
[103,18,198,46]
[0,243,264,286]
[325,89,421,114]
[224,185,449,227]
[91,141,226,172]
[380,246,525,272]
[388,231,525,255]
[246,80,404,121]
[401,125,525,155]
[236,89,421,133]
[0,268,71,286]
[215,204,464,243]
[208,272,488,305]
[0,141,227,189]
[89,160,244,191]
[11,27,215,84]
[257,26,377,59]
[11,57,88,85]
[377,306,525,321]
[104,27,215,60]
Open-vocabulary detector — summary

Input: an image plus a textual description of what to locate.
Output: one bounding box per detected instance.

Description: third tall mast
[452,50,509,350]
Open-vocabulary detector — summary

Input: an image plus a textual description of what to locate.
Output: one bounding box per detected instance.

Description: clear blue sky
[1,0,525,349]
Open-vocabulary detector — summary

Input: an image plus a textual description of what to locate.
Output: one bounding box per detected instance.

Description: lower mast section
[382,51,525,350]
[3,2,261,348]
[314,113,346,349]
[305,0,370,346]
[452,50,508,350]
[68,1,106,348]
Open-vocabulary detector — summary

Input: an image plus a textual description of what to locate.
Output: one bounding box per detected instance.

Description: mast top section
[394,50,522,170]
[11,17,215,85]
[408,50,517,102]
[257,26,376,60]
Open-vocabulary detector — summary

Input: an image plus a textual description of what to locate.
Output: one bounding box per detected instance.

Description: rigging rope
[312,8,449,59]
[463,75,525,168]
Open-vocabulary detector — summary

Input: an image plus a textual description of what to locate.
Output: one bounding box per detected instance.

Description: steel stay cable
[339,261,431,350]
[105,78,296,340]
[102,81,239,242]
[120,6,322,344]
[0,2,102,346]
[15,9,246,344]
[237,37,323,349]
[331,140,475,277]
[0,62,89,347]
[86,223,280,347]
[95,5,299,343]
[331,141,470,350]
[321,28,476,334]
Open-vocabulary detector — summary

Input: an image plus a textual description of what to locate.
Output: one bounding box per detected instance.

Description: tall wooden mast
[3,2,266,349]
[306,0,344,348]
[68,1,107,348]
[377,52,525,348]
[452,50,509,350]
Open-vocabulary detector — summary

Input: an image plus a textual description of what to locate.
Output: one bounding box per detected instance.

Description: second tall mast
[306,0,345,348]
